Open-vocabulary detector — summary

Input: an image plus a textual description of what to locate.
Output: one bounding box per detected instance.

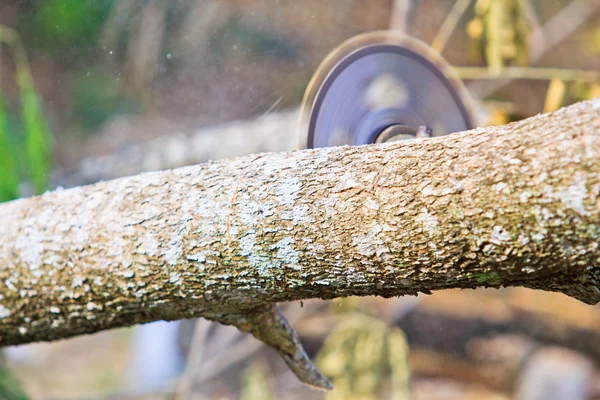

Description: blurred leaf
[470,0,531,70]
[543,78,566,113]
[0,94,21,202]
[240,359,275,400]
[569,81,600,104]
[388,329,410,400]
[0,25,53,195]
[317,314,410,399]
[19,84,52,195]
[570,80,589,102]
[588,83,600,100]
[511,0,531,66]
[485,0,505,71]
[30,0,114,51]
[72,71,138,132]
[579,26,600,55]
[466,18,484,39]
[488,108,510,126]
[0,364,29,400]
[15,56,52,195]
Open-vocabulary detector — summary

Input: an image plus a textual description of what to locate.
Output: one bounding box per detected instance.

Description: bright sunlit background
[0,1,599,399]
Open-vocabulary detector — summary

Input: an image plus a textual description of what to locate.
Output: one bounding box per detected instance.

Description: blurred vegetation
[21,0,114,57]
[240,359,276,400]
[468,0,531,69]
[71,70,138,132]
[0,26,52,202]
[316,299,410,400]
[0,365,28,400]
[0,94,20,202]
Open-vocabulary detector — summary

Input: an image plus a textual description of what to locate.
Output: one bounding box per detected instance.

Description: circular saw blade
[300,31,478,149]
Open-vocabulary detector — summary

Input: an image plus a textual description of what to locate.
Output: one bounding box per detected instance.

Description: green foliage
[72,71,138,132]
[30,0,114,52]
[0,26,53,202]
[468,0,531,70]
[0,95,21,202]
[19,75,53,196]
[317,313,410,400]
[317,300,410,399]
[240,359,275,400]
[0,364,29,400]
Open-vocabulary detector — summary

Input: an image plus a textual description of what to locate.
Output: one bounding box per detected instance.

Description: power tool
[300,31,477,148]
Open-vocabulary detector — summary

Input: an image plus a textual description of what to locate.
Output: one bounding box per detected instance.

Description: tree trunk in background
[0,99,599,388]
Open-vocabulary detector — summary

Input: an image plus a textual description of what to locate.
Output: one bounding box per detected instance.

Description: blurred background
[0,0,599,399]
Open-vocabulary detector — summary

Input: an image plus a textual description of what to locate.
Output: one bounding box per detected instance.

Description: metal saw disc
[300,31,478,148]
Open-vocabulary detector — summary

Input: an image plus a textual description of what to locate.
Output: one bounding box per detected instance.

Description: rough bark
[1,99,600,389]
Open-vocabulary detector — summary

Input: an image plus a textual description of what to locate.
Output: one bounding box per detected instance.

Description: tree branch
[1,99,599,389]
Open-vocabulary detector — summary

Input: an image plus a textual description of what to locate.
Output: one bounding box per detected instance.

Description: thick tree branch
[1,99,599,388]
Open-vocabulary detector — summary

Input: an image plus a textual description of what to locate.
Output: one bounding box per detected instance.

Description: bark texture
[1,99,600,388]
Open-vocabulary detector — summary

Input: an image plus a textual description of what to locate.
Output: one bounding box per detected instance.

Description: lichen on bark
[0,99,599,389]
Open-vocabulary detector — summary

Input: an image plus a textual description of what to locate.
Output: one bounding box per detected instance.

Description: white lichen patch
[483,211,495,219]
[239,232,257,257]
[490,226,511,244]
[164,220,188,266]
[333,177,360,193]
[531,231,546,241]
[492,182,510,194]
[121,270,135,279]
[164,238,182,266]
[518,234,530,246]
[141,234,159,256]
[319,196,338,217]
[238,200,261,226]
[272,237,301,270]
[49,306,60,314]
[15,226,43,270]
[293,204,312,225]
[352,224,385,257]
[541,208,553,220]
[187,253,206,263]
[5,279,16,291]
[0,305,10,319]
[537,171,548,183]
[364,198,380,211]
[421,184,435,197]
[86,302,101,311]
[519,191,532,203]
[239,231,274,271]
[169,272,181,285]
[196,197,220,218]
[416,208,438,236]
[554,172,589,215]
[277,177,301,206]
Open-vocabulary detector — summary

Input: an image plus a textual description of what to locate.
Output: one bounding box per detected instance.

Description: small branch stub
[215,306,333,390]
